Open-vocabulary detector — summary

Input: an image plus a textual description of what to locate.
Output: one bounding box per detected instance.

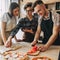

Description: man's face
[26,7,33,16]
[34,4,45,17]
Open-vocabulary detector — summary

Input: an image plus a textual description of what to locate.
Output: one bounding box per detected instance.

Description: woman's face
[26,7,33,16]
[13,7,19,16]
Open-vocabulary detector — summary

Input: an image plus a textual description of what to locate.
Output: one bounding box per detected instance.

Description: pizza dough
[11,45,22,51]
[32,57,51,60]
[19,55,29,60]
[27,51,40,56]
[0,43,22,54]
[27,45,40,56]
[3,51,12,56]
[3,51,29,60]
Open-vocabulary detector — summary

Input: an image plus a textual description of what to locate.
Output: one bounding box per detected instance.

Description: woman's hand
[5,36,12,47]
[38,44,49,52]
[31,40,37,46]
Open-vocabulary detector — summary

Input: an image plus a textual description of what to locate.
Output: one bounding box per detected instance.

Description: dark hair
[24,2,33,10]
[32,0,44,9]
[9,2,19,16]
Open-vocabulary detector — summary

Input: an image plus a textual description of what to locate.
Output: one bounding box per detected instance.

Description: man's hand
[38,44,49,52]
[31,40,37,46]
[5,36,12,47]
[23,28,34,34]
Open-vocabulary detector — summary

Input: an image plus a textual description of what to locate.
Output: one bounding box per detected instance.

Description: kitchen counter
[0,42,60,60]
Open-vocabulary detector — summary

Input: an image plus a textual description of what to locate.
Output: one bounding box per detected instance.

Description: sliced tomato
[28,46,38,54]
[32,45,38,51]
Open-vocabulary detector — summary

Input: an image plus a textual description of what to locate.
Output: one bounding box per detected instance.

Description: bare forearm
[1,22,7,44]
[34,26,41,41]
[46,26,59,47]
[14,36,18,41]
[1,31,7,44]
[46,33,58,47]
[34,31,41,41]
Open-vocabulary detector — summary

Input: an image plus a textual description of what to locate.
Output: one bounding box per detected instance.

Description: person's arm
[0,22,7,45]
[5,18,23,47]
[31,25,41,46]
[14,36,22,42]
[38,26,59,52]
[45,12,60,47]
[22,28,34,34]
[5,22,21,47]
[45,25,59,47]
[34,25,41,41]
[31,16,42,46]
[10,18,24,38]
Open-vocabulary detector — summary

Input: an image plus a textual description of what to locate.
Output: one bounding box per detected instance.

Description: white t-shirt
[0,13,18,31]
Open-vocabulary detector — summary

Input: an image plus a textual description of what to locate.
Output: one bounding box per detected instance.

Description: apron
[41,12,60,45]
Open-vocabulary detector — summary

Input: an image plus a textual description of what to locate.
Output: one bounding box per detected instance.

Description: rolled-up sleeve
[1,13,8,22]
[38,16,42,26]
[52,12,60,26]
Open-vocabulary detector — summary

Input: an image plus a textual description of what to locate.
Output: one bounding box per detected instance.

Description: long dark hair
[8,2,19,18]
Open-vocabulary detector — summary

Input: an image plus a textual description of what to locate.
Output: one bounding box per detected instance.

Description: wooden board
[0,43,22,54]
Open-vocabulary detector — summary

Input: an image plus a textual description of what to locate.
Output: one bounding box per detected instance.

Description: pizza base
[32,57,51,60]
[19,55,29,60]
[11,45,22,51]
[27,51,40,56]
[3,51,12,56]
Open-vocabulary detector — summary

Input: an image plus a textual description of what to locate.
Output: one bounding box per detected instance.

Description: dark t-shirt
[10,16,38,42]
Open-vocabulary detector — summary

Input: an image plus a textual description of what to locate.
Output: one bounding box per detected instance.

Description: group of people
[0,0,60,52]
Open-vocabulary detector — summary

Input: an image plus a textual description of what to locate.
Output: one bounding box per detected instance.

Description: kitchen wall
[20,0,60,17]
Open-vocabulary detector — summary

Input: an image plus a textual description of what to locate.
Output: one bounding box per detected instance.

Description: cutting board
[0,42,22,54]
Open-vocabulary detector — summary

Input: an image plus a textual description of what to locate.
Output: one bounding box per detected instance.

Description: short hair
[32,0,44,9]
[24,2,33,10]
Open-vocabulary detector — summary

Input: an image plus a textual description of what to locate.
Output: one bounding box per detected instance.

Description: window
[0,0,10,18]
[56,2,60,14]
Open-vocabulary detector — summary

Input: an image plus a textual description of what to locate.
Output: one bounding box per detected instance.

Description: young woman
[5,2,38,47]
[0,2,19,45]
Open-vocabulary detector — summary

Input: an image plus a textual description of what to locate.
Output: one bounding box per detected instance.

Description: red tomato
[32,45,38,51]
[28,46,38,54]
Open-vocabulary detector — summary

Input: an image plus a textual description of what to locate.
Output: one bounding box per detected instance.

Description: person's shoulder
[51,11,60,26]
[18,16,27,22]
[1,12,9,22]
[2,12,8,17]
[51,11,59,16]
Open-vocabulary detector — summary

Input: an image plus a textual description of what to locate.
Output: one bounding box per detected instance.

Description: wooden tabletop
[0,42,60,60]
